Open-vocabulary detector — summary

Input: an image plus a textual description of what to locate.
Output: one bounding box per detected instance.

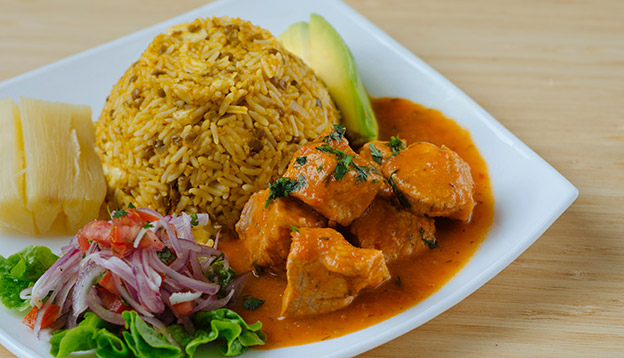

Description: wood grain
[1,0,623,357]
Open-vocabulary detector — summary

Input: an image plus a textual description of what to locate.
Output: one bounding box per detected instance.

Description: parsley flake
[317,165,323,172]
[316,144,370,182]
[351,163,371,182]
[385,136,406,157]
[388,170,411,208]
[243,297,265,311]
[322,124,346,143]
[190,213,199,226]
[290,225,300,233]
[295,156,307,166]
[265,175,306,208]
[157,247,176,264]
[315,144,345,157]
[112,209,127,218]
[422,238,438,249]
[334,154,354,180]
[369,144,384,165]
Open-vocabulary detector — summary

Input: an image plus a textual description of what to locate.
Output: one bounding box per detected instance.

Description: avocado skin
[279,14,378,147]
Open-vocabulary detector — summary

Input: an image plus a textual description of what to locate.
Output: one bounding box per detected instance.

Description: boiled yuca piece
[0,98,36,235]
[18,98,106,233]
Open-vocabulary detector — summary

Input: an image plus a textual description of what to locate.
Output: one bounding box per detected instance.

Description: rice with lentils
[95,17,339,240]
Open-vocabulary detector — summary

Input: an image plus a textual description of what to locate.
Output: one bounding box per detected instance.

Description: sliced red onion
[132,249,164,314]
[214,230,221,249]
[31,247,81,307]
[188,250,208,282]
[72,262,105,317]
[176,239,202,253]
[135,208,164,220]
[33,300,52,338]
[192,290,234,314]
[147,250,220,295]
[20,287,32,300]
[86,289,125,326]
[111,274,153,318]
[225,272,249,304]
[161,217,183,256]
[88,254,135,285]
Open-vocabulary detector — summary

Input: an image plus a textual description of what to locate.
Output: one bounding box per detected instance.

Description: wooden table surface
[1,0,623,357]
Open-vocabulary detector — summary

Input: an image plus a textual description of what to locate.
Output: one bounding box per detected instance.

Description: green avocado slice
[279,14,378,147]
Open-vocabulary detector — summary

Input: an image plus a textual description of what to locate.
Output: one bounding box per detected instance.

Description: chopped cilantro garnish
[420,227,437,248]
[369,144,384,165]
[190,213,199,226]
[157,247,176,264]
[112,209,127,218]
[127,202,136,209]
[315,144,345,157]
[242,297,265,311]
[316,144,370,182]
[385,136,406,157]
[351,163,371,182]
[206,255,237,298]
[322,124,346,143]
[333,154,354,180]
[388,170,411,208]
[289,225,300,233]
[317,165,323,172]
[265,175,306,208]
[295,156,307,166]
[422,238,438,249]
[142,221,153,229]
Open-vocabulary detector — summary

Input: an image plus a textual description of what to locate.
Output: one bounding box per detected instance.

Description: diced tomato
[23,304,60,330]
[77,231,91,252]
[77,220,113,252]
[22,306,38,329]
[97,270,119,295]
[96,287,131,314]
[137,230,165,250]
[128,209,161,224]
[171,301,195,316]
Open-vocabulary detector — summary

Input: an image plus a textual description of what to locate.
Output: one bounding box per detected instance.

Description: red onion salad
[21,208,247,336]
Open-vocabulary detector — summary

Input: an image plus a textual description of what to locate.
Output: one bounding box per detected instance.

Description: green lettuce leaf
[0,245,58,311]
[96,329,132,358]
[190,308,266,357]
[50,312,113,357]
[121,311,182,358]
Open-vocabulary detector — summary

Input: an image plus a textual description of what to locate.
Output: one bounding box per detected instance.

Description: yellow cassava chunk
[0,97,106,235]
[0,98,36,235]
[19,97,106,233]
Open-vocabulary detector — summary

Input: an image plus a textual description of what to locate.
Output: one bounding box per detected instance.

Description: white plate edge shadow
[0,0,578,357]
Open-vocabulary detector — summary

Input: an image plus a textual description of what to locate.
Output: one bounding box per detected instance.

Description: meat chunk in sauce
[358,138,406,172]
[350,197,437,263]
[281,228,390,318]
[235,189,327,271]
[383,142,475,221]
[282,129,384,226]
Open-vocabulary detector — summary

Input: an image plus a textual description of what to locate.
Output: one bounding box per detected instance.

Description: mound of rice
[95,17,339,238]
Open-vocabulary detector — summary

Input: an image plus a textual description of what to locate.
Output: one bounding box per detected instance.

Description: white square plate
[0,0,578,357]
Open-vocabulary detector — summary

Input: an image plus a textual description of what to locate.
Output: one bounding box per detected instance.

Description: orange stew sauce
[219,97,495,348]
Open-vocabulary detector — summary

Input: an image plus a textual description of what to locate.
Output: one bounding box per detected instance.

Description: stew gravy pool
[219,97,494,348]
